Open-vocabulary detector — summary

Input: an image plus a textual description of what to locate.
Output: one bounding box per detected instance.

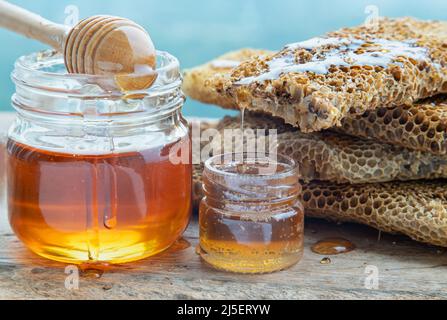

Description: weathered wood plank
[0,217,446,300]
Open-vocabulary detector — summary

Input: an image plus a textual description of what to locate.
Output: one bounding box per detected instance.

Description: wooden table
[0,113,446,300]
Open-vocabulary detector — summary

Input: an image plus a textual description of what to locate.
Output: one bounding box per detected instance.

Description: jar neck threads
[11,50,183,124]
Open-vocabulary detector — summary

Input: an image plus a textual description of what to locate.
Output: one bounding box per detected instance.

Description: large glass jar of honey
[7,50,192,264]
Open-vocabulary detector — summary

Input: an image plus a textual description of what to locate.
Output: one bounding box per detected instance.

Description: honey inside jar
[199,154,304,274]
[7,139,191,264]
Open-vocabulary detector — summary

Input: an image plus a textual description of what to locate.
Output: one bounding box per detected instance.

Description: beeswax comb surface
[204,113,447,184]
[185,18,447,132]
[302,180,447,247]
[192,167,447,247]
[337,95,447,155]
[184,49,447,155]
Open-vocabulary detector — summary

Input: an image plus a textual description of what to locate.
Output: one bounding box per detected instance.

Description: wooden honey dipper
[0,0,157,90]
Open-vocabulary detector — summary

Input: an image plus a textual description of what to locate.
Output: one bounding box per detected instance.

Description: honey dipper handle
[0,0,69,50]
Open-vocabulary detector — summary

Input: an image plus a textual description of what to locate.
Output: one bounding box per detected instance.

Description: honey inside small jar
[199,153,304,274]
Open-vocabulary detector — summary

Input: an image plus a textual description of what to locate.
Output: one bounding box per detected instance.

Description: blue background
[0,0,446,118]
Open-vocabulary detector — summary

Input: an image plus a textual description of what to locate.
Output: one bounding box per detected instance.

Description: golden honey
[7,139,191,264]
[199,154,304,273]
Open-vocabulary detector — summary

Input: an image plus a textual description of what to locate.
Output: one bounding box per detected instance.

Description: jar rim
[204,152,298,180]
[12,49,181,97]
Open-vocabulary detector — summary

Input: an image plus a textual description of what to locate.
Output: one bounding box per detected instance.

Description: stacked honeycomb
[212,114,447,184]
[185,17,447,247]
[337,96,447,155]
[192,170,447,246]
[302,180,447,247]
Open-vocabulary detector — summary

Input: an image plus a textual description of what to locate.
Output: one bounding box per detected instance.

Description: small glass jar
[199,153,304,274]
[7,50,192,264]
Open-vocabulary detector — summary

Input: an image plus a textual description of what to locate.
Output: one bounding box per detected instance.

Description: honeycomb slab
[338,95,447,155]
[184,17,447,132]
[193,167,447,247]
[302,180,447,247]
[204,113,447,184]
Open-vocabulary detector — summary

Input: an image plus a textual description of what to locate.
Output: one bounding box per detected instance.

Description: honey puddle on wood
[311,238,356,255]
[79,262,112,278]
